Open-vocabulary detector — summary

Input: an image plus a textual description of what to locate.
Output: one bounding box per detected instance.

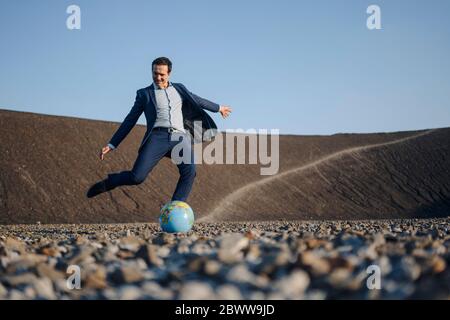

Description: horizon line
[0,107,445,137]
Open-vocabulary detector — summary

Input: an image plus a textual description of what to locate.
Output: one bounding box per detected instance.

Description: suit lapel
[147,83,157,110]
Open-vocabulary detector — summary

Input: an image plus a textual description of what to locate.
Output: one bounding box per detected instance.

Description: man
[86,57,232,201]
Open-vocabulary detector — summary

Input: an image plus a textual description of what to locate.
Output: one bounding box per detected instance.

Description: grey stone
[178,281,215,300]
[216,284,243,300]
[191,243,213,255]
[84,265,107,289]
[36,263,65,281]
[153,233,175,246]
[118,285,142,300]
[4,238,26,254]
[8,289,26,300]
[396,256,421,281]
[328,268,353,289]
[34,277,56,300]
[68,245,95,266]
[119,236,143,252]
[299,251,330,276]
[204,260,221,276]
[2,273,38,286]
[136,244,164,268]
[218,233,249,264]
[157,246,171,258]
[142,281,174,299]
[113,264,145,284]
[227,264,269,288]
[0,283,7,298]
[274,270,310,297]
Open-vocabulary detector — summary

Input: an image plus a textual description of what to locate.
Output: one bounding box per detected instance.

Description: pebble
[2,273,38,286]
[0,283,7,298]
[328,268,352,289]
[204,260,221,276]
[118,285,142,300]
[299,251,330,275]
[5,237,26,254]
[218,233,249,264]
[33,278,56,300]
[36,263,65,281]
[178,281,215,300]
[135,245,163,268]
[153,233,175,246]
[274,270,310,297]
[227,264,263,287]
[431,256,446,274]
[142,281,174,299]
[119,236,143,252]
[216,284,243,300]
[84,265,107,289]
[114,264,145,284]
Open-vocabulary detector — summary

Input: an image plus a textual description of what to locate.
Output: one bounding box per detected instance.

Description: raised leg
[106,132,170,189]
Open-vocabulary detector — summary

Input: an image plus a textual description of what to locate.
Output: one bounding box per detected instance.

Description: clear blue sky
[1,0,449,135]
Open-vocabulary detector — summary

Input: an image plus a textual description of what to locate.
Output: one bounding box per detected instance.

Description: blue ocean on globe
[159,201,195,233]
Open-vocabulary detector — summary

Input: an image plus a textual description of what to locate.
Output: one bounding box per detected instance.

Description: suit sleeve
[108,90,144,148]
[191,92,221,113]
[180,84,220,113]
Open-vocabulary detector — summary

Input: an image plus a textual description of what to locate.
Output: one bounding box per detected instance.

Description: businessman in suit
[87,57,232,201]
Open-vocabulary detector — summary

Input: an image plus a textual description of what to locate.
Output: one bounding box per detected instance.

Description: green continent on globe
[160,212,169,225]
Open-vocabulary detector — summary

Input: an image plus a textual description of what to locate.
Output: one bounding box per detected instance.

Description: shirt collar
[153,81,173,90]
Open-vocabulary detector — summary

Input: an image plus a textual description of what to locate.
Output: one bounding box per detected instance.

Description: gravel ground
[0,218,449,300]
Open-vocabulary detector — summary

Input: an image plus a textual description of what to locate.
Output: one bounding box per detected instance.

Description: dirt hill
[0,109,449,224]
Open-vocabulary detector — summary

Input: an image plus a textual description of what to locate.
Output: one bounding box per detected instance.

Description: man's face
[152,64,170,89]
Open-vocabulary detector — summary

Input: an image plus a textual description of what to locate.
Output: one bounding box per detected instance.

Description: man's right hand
[100,145,112,160]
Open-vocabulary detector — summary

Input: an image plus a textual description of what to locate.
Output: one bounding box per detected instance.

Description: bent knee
[130,172,146,185]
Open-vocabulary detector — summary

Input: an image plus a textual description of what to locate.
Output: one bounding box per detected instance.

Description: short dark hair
[152,57,172,73]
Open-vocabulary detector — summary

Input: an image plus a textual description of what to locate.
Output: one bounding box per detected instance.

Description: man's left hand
[219,105,232,119]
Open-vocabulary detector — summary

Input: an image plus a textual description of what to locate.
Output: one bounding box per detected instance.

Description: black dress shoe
[87,180,108,198]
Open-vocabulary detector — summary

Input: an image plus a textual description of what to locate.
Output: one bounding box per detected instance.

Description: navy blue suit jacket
[109,83,220,152]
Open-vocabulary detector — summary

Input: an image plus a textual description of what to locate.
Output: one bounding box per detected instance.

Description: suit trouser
[105,130,196,202]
